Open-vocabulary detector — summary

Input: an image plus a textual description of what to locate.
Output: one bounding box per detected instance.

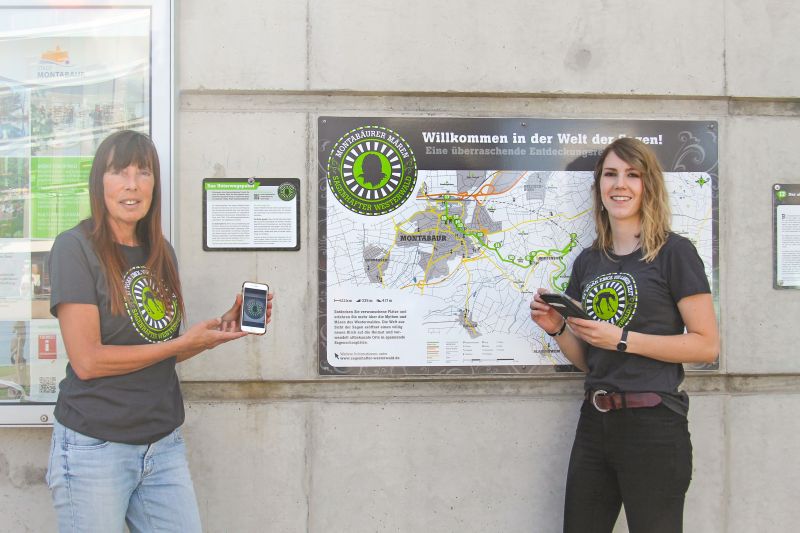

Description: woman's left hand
[566,317,623,351]
[219,294,242,332]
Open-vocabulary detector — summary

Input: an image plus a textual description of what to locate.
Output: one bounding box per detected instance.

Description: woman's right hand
[530,288,566,334]
[176,317,247,361]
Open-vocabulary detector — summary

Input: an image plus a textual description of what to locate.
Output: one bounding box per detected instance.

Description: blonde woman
[530,137,718,533]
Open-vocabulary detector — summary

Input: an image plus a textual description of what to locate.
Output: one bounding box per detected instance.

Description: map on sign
[325,170,713,368]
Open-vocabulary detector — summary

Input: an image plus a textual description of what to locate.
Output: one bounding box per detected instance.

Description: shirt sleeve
[48,231,99,317]
[665,236,711,303]
[564,250,586,301]
[167,241,180,272]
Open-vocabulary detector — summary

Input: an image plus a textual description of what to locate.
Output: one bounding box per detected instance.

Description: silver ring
[591,389,610,412]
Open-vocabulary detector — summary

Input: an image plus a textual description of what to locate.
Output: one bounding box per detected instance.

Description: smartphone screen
[241,285,268,331]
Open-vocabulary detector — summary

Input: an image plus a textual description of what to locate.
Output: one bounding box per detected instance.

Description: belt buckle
[591,390,610,412]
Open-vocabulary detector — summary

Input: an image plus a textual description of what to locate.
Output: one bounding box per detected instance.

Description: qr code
[39,377,58,394]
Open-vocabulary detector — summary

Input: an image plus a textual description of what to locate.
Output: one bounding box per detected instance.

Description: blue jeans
[46,420,202,533]
[563,401,693,533]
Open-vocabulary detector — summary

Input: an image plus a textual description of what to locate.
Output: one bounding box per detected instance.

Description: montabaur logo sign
[326,126,417,216]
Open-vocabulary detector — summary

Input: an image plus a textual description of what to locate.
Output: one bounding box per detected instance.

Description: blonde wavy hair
[592,137,671,262]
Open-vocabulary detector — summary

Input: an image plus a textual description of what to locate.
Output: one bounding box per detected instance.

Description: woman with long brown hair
[45,130,271,532]
[530,137,718,533]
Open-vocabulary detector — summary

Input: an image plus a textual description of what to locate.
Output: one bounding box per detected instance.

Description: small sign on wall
[203,178,301,251]
[774,184,800,289]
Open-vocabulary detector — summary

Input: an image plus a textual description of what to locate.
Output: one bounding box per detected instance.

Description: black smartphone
[540,292,590,320]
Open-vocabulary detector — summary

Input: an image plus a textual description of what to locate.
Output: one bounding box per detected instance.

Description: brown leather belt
[585,390,662,412]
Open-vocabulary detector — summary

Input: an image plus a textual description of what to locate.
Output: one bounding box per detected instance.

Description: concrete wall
[3,1,800,531]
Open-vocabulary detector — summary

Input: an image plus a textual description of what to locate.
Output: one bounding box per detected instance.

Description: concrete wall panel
[685,395,727,533]
[0,429,54,532]
[309,0,725,96]
[176,111,311,380]
[725,0,800,97]
[723,116,800,373]
[727,394,800,532]
[309,399,579,533]
[183,402,309,532]
[178,0,308,90]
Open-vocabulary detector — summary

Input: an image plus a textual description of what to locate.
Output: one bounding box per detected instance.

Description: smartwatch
[616,329,629,352]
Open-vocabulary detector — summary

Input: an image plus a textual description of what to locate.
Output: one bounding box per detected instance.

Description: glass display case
[0,0,172,425]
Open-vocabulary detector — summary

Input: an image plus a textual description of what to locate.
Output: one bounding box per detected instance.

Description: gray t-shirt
[49,221,184,444]
[565,232,711,416]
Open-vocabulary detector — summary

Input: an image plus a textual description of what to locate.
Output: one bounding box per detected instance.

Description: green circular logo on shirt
[582,272,638,326]
[123,266,181,342]
[141,287,166,320]
[327,126,417,216]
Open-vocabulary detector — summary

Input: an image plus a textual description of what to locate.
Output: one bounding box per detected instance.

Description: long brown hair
[592,137,671,262]
[86,130,184,318]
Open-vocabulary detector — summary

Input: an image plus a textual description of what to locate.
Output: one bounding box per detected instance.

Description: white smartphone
[240,281,269,335]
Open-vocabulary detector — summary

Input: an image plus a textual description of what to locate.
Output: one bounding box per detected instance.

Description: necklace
[612,233,641,256]
[613,242,640,256]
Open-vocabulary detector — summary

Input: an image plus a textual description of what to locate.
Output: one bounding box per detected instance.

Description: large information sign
[318,117,719,376]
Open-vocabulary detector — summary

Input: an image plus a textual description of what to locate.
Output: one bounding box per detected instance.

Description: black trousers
[563,401,693,533]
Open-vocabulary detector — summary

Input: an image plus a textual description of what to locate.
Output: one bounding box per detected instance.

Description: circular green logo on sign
[327,126,417,216]
[278,183,296,201]
[582,272,637,327]
[123,266,181,343]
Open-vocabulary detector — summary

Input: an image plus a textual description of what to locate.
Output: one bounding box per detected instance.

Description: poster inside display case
[0,0,172,425]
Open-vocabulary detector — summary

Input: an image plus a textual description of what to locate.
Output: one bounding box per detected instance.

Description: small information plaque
[774,184,800,289]
[203,178,300,251]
